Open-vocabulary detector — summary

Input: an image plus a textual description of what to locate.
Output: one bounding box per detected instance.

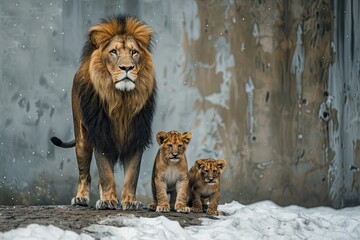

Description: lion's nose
[119,65,134,72]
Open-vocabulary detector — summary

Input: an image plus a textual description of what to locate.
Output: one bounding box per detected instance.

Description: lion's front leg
[207,191,223,215]
[121,151,143,210]
[154,178,170,212]
[190,188,203,213]
[174,179,190,213]
[94,150,118,210]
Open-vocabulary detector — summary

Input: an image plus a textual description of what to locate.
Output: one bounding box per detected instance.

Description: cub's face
[102,36,142,91]
[195,159,226,185]
[156,131,192,163]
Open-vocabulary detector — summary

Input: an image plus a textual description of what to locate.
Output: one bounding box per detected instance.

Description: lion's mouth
[205,179,216,185]
[116,77,135,84]
[115,78,136,91]
[170,158,179,162]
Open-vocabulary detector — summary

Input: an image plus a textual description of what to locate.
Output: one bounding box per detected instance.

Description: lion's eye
[204,169,209,173]
[110,49,117,56]
[178,144,183,149]
[131,49,138,56]
[167,144,172,149]
[213,170,218,174]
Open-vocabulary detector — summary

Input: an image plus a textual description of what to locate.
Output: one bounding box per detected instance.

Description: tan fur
[149,131,192,213]
[188,158,226,215]
[70,16,155,210]
[81,23,154,146]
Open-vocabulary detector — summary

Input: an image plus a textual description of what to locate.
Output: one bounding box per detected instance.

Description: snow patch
[0,224,92,240]
[2,201,360,240]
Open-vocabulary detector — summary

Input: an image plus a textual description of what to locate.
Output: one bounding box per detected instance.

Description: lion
[148,131,192,213]
[188,158,226,215]
[50,15,156,210]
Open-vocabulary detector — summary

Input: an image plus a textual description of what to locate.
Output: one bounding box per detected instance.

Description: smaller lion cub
[188,158,226,215]
[149,130,192,213]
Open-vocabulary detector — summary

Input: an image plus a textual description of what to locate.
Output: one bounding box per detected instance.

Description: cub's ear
[216,159,227,171]
[195,159,205,171]
[156,131,168,145]
[181,132,192,144]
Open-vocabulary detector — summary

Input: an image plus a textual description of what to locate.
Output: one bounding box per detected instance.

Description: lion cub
[188,158,226,215]
[149,130,192,213]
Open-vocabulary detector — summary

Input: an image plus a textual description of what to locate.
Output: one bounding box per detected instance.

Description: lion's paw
[190,207,203,213]
[71,197,89,206]
[175,206,191,213]
[207,209,223,215]
[156,204,170,213]
[121,200,143,210]
[147,203,157,211]
[95,199,118,210]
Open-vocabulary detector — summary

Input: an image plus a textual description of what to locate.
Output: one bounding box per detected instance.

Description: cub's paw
[175,202,190,213]
[156,203,170,213]
[95,199,118,210]
[71,197,89,206]
[206,209,223,215]
[175,206,191,213]
[121,200,143,210]
[147,203,157,211]
[190,207,203,213]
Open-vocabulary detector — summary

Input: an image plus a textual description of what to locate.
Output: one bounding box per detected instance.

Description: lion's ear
[89,28,111,48]
[126,17,153,49]
[217,159,227,172]
[181,132,192,145]
[156,131,168,145]
[195,159,205,171]
[89,20,120,48]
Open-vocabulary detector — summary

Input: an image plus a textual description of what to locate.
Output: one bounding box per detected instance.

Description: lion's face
[102,36,141,91]
[195,159,226,185]
[156,131,192,163]
[87,17,154,94]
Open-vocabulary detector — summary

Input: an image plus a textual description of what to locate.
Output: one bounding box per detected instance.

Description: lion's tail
[50,137,76,148]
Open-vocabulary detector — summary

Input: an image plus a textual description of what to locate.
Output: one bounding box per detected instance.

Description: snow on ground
[1,201,359,240]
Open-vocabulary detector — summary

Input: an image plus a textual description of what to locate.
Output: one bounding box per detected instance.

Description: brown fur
[149,131,192,213]
[81,18,154,145]
[188,158,226,215]
[53,16,156,210]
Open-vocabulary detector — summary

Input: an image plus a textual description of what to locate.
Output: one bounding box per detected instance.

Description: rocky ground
[0,205,218,234]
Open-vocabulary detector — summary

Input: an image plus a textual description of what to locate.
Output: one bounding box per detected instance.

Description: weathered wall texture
[183,0,359,208]
[327,0,360,208]
[0,0,359,208]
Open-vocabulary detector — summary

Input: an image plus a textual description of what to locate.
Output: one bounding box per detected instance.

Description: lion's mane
[74,15,156,162]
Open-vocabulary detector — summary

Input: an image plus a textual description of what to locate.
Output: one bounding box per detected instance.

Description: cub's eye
[167,144,173,149]
[213,170,218,174]
[178,144,183,148]
[204,169,209,173]
[131,49,138,56]
[110,49,117,56]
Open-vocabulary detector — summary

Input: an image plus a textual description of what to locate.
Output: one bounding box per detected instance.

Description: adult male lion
[51,15,156,210]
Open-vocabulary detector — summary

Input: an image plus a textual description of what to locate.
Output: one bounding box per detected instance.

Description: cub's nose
[119,65,134,72]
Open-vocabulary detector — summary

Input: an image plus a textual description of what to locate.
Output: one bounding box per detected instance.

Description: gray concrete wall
[0,0,359,208]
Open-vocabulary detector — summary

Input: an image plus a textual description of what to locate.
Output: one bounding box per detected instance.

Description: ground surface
[0,205,217,234]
